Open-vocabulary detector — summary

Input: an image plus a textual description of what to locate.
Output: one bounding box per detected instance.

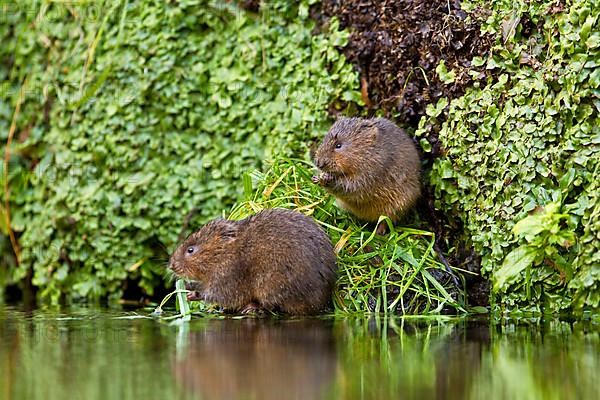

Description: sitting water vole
[312,117,421,224]
[168,208,337,315]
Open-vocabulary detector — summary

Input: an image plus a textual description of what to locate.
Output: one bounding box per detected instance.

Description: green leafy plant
[417,0,600,314]
[494,202,577,294]
[0,0,360,302]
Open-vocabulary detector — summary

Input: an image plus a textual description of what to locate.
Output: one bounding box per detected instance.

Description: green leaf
[587,33,600,49]
[435,60,456,84]
[0,205,8,236]
[242,171,254,200]
[494,245,537,292]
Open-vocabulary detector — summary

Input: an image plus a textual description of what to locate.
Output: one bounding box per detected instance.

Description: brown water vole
[168,208,337,315]
[313,117,421,223]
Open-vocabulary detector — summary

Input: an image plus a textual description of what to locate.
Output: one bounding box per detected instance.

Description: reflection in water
[470,320,600,400]
[173,319,336,400]
[0,305,598,400]
[435,320,490,399]
[330,318,490,399]
[333,318,598,400]
[0,307,181,399]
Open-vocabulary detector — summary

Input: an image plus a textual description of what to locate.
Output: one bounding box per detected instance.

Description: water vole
[312,117,421,224]
[168,208,337,315]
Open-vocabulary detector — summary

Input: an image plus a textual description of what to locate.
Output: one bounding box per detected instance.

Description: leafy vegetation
[0,0,359,301]
[417,0,599,314]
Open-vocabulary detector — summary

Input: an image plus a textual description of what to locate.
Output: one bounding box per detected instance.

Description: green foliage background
[417,0,599,314]
[0,0,359,301]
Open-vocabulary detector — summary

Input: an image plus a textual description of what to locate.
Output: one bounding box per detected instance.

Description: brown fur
[313,117,421,222]
[168,208,337,315]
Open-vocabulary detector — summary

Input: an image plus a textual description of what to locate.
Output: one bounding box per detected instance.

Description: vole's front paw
[375,221,389,236]
[313,172,334,187]
[186,291,203,301]
[241,302,265,316]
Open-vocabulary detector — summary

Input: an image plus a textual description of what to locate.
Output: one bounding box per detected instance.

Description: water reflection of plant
[333,318,599,400]
[332,317,472,400]
[1,307,598,400]
[0,307,180,399]
[470,320,599,400]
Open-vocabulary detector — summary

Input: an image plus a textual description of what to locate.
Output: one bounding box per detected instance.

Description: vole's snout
[168,258,182,274]
[315,157,326,170]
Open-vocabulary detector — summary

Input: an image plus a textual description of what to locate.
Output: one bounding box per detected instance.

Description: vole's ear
[220,220,238,241]
[364,122,379,143]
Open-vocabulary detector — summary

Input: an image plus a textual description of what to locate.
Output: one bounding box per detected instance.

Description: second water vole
[313,117,421,223]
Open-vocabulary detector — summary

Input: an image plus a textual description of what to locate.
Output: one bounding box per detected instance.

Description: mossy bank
[416,0,599,314]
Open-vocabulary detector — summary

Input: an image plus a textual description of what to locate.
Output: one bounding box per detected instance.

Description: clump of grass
[229,158,465,315]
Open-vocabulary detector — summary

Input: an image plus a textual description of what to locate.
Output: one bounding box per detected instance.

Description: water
[0,305,598,400]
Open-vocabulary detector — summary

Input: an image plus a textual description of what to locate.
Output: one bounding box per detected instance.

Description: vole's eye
[186,246,197,255]
[335,143,342,149]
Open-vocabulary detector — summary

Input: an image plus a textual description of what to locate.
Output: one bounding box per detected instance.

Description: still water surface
[0,305,597,400]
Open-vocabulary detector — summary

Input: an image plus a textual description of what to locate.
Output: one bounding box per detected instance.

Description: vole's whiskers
[164,268,177,284]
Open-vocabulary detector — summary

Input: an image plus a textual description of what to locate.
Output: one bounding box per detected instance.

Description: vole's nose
[315,158,325,170]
